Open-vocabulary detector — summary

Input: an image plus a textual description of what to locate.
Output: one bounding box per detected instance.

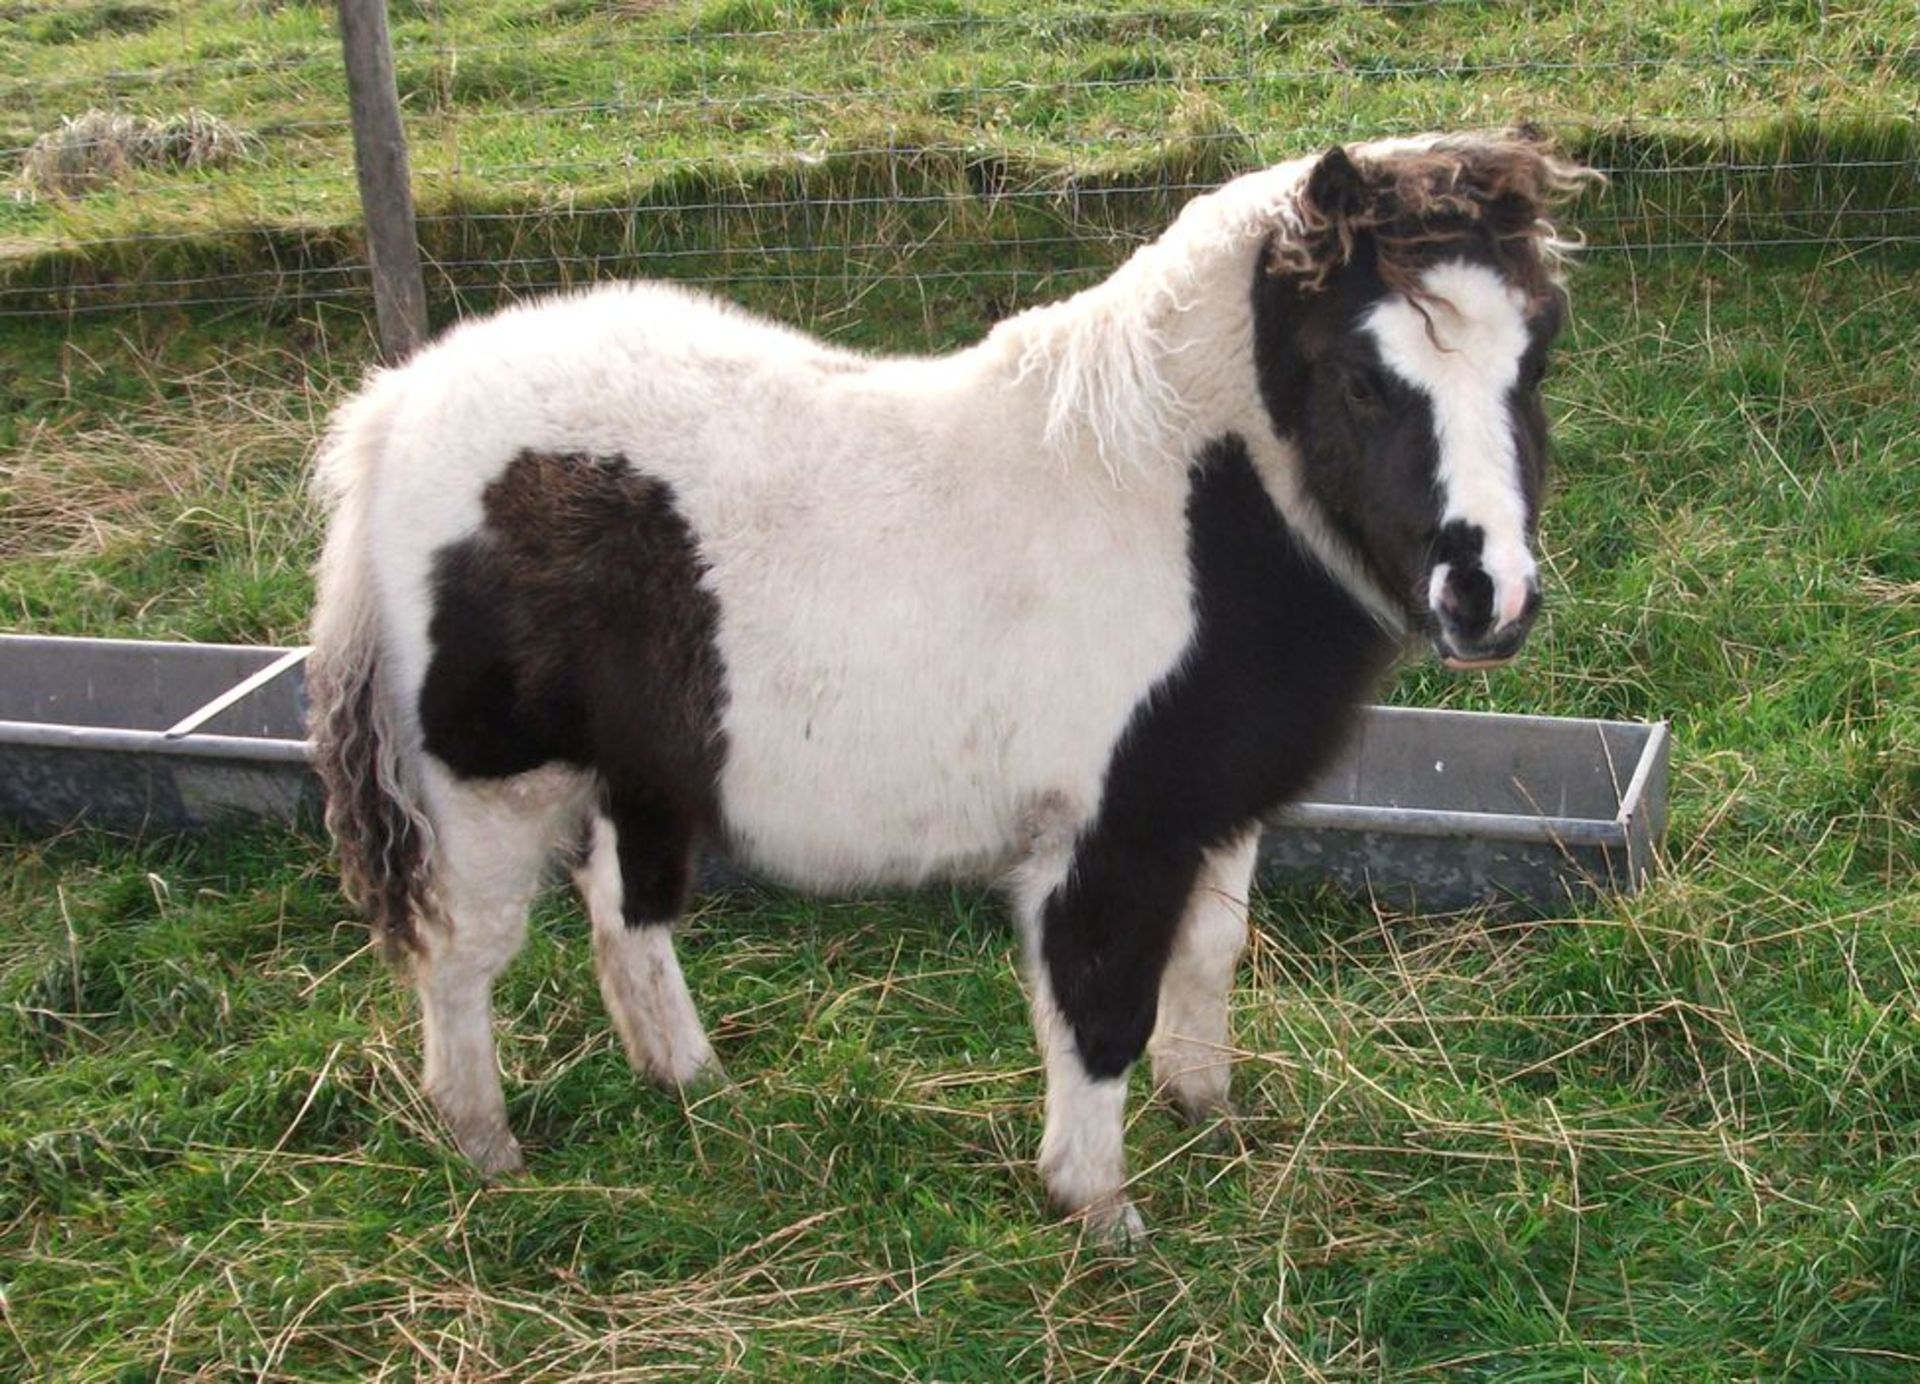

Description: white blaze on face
[1362,260,1539,632]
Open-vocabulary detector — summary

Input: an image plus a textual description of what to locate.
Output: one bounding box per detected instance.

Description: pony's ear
[1305,146,1368,221]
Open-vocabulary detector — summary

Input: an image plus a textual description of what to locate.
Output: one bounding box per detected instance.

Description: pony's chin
[1440,652,1517,672]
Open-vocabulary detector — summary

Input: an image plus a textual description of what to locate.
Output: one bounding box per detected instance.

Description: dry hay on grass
[0,420,201,561]
[16,108,251,200]
[0,357,323,562]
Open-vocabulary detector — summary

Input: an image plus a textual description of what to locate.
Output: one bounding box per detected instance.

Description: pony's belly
[712,710,1101,891]
[719,793,1020,892]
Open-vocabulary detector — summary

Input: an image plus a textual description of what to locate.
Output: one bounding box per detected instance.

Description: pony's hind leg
[573,804,720,1089]
[415,764,586,1176]
[1150,830,1259,1123]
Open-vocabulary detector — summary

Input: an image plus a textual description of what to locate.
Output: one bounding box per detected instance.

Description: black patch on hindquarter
[1042,434,1399,1079]
[419,451,727,923]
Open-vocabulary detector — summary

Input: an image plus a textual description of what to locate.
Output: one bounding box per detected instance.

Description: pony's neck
[974,156,1410,637]
[980,156,1319,481]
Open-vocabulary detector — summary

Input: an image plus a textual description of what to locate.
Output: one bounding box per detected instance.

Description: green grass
[3,0,1919,1377]
[3,240,1916,1380]
[3,0,1918,310]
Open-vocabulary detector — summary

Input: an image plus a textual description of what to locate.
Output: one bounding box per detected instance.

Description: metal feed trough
[0,635,1668,911]
[0,636,318,833]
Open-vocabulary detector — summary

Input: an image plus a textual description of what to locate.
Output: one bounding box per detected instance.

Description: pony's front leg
[1151,829,1259,1123]
[1015,842,1199,1243]
[1030,973,1142,1243]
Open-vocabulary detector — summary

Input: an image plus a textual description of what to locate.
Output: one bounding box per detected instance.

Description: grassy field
[5,0,1919,312]
[4,0,1920,1379]
[7,0,1917,227]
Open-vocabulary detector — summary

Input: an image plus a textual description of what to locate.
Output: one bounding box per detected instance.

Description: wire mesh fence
[3,0,1916,323]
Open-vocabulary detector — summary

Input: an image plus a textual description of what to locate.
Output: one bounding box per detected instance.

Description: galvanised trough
[0,635,1668,912]
[0,636,318,833]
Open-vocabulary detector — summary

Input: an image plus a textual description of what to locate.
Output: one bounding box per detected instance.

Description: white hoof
[650,1043,726,1093]
[1080,1195,1148,1249]
[455,1124,524,1178]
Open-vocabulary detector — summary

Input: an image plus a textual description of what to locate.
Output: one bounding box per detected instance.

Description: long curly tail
[307,373,432,955]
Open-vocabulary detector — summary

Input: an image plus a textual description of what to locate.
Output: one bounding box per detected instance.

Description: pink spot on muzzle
[1496,576,1535,631]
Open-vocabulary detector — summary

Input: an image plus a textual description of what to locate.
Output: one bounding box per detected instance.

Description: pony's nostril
[1495,580,1542,632]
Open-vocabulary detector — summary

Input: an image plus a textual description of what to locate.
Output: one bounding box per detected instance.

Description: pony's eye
[1344,370,1385,411]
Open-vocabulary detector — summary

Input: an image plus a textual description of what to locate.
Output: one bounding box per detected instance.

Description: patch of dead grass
[16,108,252,201]
[0,349,333,562]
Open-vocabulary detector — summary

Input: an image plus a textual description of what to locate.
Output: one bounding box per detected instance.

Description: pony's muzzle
[1431,564,1540,670]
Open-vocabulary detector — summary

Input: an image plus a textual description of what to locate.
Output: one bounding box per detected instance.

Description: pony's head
[1254,132,1594,669]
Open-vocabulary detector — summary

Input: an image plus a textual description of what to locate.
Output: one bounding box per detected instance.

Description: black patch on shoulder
[1042,434,1399,1077]
[419,451,727,922]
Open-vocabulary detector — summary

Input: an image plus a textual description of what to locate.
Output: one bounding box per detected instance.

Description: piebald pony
[309,131,1591,1238]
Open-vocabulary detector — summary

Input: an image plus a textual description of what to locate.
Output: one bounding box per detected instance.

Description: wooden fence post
[337,0,428,362]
